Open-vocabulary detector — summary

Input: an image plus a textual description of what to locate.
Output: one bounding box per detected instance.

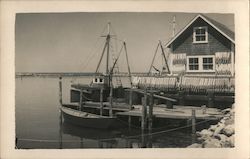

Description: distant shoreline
[15,72,148,78]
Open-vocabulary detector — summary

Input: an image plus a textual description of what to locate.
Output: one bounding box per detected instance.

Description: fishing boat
[60,22,132,129]
[61,106,116,129]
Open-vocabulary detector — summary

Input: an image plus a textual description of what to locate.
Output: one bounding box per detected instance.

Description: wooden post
[141,95,147,131]
[191,109,196,135]
[80,138,84,148]
[178,91,185,105]
[141,130,146,148]
[59,109,63,149]
[128,89,133,129]
[129,89,133,109]
[166,100,173,109]
[58,77,63,149]
[154,99,158,105]
[141,97,145,131]
[147,92,154,148]
[109,85,113,117]
[59,77,62,105]
[100,88,103,116]
[79,90,83,111]
[148,92,154,131]
[207,91,214,108]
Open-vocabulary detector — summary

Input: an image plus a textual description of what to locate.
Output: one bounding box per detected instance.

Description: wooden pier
[61,77,225,132]
[116,105,223,120]
[66,100,223,133]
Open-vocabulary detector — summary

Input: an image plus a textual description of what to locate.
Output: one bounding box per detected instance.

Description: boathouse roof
[165,14,235,47]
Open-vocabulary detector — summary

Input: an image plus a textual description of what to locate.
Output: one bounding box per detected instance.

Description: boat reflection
[61,121,193,148]
[62,122,121,148]
[62,122,160,148]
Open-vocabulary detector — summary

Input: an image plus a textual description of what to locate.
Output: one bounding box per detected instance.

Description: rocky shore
[187,104,235,148]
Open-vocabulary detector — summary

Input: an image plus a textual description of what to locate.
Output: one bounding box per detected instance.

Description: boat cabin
[92,75,109,87]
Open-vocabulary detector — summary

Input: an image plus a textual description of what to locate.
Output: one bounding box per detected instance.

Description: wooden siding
[171,17,232,55]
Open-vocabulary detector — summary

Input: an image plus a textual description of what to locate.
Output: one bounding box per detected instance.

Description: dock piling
[178,91,185,105]
[191,109,196,134]
[79,90,83,111]
[100,88,103,116]
[166,100,173,109]
[141,91,147,131]
[148,92,154,131]
[59,77,62,105]
[128,89,133,129]
[58,77,63,149]
[207,91,214,108]
[109,84,113,117]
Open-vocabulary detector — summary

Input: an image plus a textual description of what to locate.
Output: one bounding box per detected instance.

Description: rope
[80,23,109,73]
[16,119,213,144]
[123,118,213,139]
[81,40,106,72]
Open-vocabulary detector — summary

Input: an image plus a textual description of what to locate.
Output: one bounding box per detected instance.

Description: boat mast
[106,22,111,76]
[107,22,113,117]
[94,23,111,78]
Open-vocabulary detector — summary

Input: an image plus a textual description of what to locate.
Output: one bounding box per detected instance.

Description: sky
[15,12,234,73]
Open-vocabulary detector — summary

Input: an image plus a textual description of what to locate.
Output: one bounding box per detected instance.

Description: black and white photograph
[15,12,236,149]
[0,0,249,159]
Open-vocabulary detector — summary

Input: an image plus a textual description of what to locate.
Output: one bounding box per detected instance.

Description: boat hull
[61,106,116,129]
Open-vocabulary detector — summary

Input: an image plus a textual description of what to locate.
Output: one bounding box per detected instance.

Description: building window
[203,57,213,70]
[189,58,199,70]
[187,55,214,72]
[193,26,208,43]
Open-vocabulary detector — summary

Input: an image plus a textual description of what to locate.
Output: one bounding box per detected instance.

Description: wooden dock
[66,102,223,120]
[116,105,223,120]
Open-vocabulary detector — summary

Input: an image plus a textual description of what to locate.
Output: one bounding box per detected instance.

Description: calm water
[15,76,195,149]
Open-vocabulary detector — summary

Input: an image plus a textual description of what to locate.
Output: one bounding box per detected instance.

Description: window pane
[203,57,213,64]
[200,36,205,41]
[203,64,213,70]
[196,36,200,41]
[189,65,199,70]
[200,29,205,34]
[196,29,200,34]
[189,58,199,70]
[194,27,207,42]
[203,58,207,63]
[208,58,212,63]
[203,57,213,70]
[189,58,198,64]
[194,58,198,63]
[189,58,193,63]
